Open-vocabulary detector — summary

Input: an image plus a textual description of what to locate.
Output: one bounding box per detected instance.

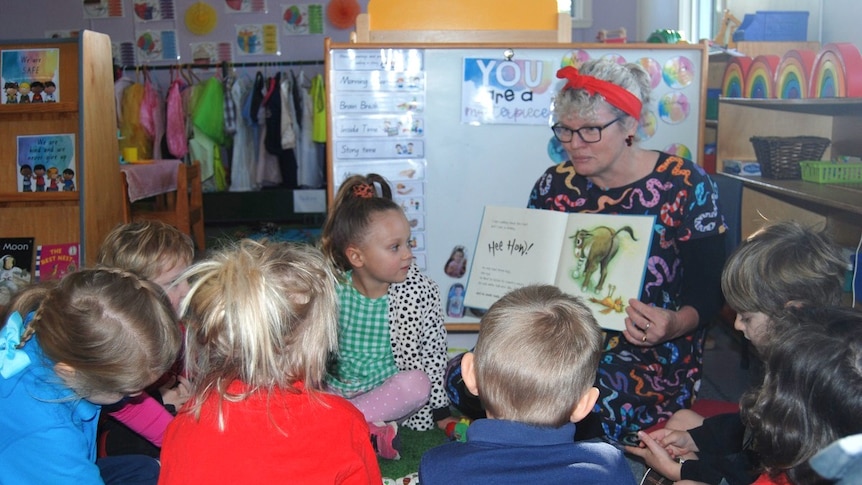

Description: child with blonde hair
[96,220,196,458]
[320,173,454,460]
[97,220,195,312]
[0,269,181,484]
[158,239,382,483]
[420,285,636,484]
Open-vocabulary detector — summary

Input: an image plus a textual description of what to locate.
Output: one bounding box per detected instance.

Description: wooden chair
[122,161,206,252]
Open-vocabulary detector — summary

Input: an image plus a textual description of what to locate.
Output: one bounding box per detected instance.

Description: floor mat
[379,427,448,482]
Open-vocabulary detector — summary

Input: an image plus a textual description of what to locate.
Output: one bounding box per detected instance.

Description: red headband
[556,66,642,121]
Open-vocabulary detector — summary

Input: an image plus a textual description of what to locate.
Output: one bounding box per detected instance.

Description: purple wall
[0,1,637,63]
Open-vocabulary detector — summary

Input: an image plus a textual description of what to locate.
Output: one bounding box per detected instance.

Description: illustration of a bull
[569,225,637,292]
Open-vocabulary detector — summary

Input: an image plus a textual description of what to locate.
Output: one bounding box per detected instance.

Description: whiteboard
[326,42,707,327]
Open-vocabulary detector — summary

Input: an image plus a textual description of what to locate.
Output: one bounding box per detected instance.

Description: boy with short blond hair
[96,220,195,458]
[419,284,636,484]
[98,220,195,312]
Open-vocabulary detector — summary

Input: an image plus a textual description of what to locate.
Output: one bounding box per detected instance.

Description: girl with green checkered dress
[321,174,457,460]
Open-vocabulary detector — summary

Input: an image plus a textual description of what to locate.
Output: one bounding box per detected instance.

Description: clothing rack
[121,59,325,72]
[115,59,326,83]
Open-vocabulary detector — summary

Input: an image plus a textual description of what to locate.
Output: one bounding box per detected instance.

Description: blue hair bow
[1,311,32,378]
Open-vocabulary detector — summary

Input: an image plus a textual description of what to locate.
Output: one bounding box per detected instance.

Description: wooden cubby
[703,41,822,169]
[0,30,123,266]
[716,97,862,248]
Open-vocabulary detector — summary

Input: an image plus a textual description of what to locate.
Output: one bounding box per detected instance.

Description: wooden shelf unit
[703,41,822,169]
[716,97,862,248]
[0,31,123,266]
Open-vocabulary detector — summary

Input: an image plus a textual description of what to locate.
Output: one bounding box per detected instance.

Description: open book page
[463,206,569,311]
[554,213,656,331]
[464,206,655,331]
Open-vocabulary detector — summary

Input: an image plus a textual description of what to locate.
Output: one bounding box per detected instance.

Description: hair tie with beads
[351,183,375,199]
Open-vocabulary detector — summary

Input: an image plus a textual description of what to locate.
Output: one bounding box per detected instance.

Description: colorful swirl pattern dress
[528,152,726,444]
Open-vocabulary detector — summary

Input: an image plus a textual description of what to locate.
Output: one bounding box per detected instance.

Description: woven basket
[749,136,831,179]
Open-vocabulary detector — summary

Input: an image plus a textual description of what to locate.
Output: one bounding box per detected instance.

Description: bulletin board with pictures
[326,41,708,327]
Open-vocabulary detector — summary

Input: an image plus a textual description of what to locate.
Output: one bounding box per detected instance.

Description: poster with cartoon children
[16,134,76,193]
[1,48,60,104]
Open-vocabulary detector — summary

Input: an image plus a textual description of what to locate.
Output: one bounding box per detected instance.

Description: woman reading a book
[530,58,727,446]
[446,58,727,450]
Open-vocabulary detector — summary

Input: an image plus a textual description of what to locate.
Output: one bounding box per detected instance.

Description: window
[684,0,723,43]
[558,0,593,28]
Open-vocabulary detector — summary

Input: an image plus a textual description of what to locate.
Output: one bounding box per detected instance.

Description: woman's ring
[645,322,651,332]
[642,335,647,343]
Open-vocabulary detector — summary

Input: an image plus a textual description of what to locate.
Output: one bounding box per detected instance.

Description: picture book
[463,206,655,331]
[16,133,77,193]
[1,237,35,306]
[36,242,79,282]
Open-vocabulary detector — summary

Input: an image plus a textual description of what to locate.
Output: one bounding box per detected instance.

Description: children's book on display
[1,237,35,307]
[464,206,655,331]
[35,242,80,282]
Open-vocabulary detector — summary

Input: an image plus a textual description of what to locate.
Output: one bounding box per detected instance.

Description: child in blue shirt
[0,269,181,484]
[420,285,637,484]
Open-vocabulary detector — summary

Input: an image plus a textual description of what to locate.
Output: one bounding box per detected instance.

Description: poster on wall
[135,29,179,63]
[16,134,77,193]
[461,57,555,126]
[190,42,233,64]
[112,42,137,67]
[83,0,124,18]
[282,4,324,35]
[132,0,176,21]
[235,24,279,56]
[225,0,267,13]
[1,48,60,104]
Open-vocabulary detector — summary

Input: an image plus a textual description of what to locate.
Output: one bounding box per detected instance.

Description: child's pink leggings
[348,369,430,424]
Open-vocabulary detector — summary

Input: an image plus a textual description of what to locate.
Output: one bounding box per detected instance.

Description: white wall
[726,0,862,52]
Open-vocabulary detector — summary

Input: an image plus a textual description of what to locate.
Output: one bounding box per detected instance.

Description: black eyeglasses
[551,117,621,144]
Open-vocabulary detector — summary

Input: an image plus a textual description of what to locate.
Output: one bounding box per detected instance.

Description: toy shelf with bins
[716,97,862,249]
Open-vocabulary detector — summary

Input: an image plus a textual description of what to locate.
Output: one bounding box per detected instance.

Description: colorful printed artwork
[560,49,590,69]
[637,110,658,140]
[16,134,76,193]
[662,55,695,89]
[83,0,124,18]
[658,92,690,124]
[282,4,323,35]
[235,24,279,55]
[461,57,556,126]
[133,0,175,21]
[135,30,178,62]
[225,0,267,13]
[1,48,60,104]
[637,57,662,89]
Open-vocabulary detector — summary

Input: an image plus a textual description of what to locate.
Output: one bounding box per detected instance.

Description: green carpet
[379,427,448,481]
